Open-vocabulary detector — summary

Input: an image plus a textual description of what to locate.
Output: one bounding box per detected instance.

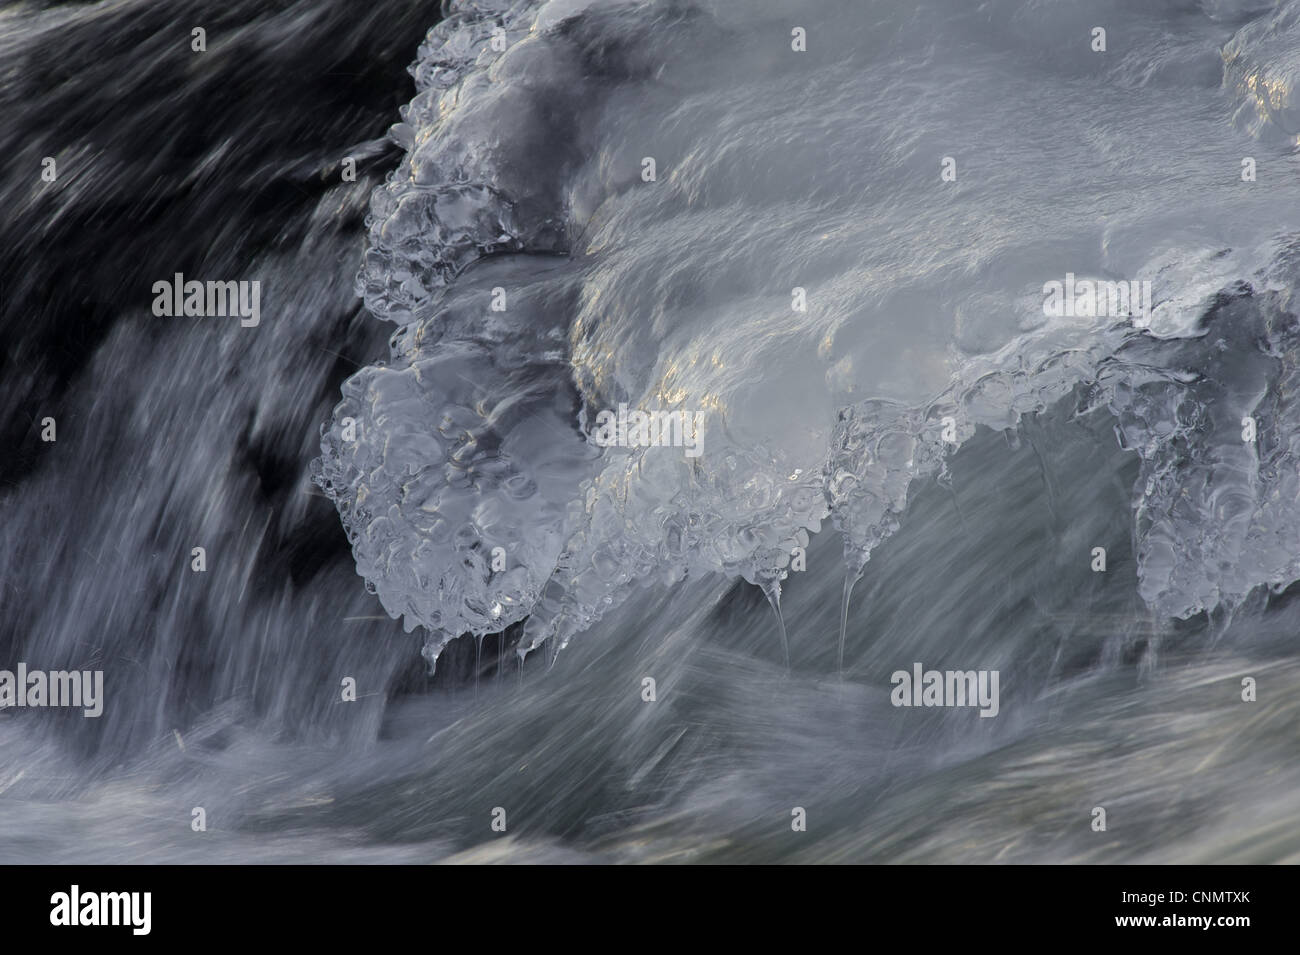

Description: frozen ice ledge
[314,0,1300,669]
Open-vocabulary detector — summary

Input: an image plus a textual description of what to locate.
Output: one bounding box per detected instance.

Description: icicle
[474,633,484,698]
[1024,427,1057,523]
[759,578,790,671]
[837,549,868,674]
[421,628,452,679]
[496,630,504,690]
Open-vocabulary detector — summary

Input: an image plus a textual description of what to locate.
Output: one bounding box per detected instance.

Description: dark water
[2,0,1299,863]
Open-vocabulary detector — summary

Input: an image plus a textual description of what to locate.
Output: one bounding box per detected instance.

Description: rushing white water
[3,0,1299,865]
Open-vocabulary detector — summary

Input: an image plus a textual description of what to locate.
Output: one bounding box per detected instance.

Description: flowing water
[2,0,1299,863]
